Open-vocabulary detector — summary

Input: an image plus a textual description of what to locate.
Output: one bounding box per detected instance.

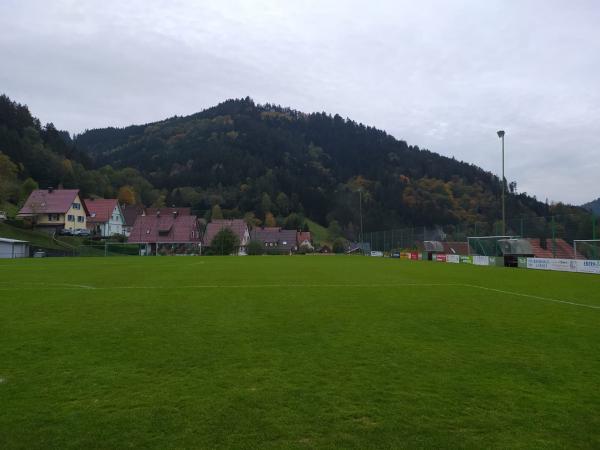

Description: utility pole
[358,188,364,254]
[497,130,506,236]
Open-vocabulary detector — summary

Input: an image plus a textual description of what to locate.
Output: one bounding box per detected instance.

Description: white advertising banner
[527,258,578,273]
[576,259,600,274]
[446,254,460,264]
[473,255,490,266]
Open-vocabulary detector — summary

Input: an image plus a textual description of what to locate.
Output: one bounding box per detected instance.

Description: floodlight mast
[358,188,364,254]
[497,130,506,236]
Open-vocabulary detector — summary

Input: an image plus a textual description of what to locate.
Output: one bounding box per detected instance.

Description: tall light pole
[358,188,364,250]
[497,130,506,235]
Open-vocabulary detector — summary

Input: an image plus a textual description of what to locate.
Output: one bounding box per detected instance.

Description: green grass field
[1,256,599,449]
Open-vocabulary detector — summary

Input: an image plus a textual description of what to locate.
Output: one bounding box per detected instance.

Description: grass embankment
[0,257,599,449]
[304,218,329,246]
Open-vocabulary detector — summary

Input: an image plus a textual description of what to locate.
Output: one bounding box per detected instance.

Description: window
[67,214,74,221]
[77,216,84,222]
[282,241,287,245]
[72,203,81,210]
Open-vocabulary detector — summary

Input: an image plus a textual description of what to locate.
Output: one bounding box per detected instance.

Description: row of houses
[129,214,313,255]
[16,188,313,255]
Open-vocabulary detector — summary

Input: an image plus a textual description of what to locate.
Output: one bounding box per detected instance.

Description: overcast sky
[1,0,598,204]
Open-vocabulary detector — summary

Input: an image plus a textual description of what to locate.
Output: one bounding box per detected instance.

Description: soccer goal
[467,235,518,256]
[573,240,600,260]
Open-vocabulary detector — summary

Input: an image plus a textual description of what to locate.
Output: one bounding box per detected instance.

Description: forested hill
[583,198,600,215]
[75,97,554,230]
[1,93,586,236]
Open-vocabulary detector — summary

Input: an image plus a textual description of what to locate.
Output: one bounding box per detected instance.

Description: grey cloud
[1,0,598,204]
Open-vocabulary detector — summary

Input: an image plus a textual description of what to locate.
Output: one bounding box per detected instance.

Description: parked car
[33,250,46,258]
[58,228,74,236]
[73,229,91,237]
[0,211,7,221]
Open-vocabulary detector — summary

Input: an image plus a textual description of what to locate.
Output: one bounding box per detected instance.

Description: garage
[0,238,30,258]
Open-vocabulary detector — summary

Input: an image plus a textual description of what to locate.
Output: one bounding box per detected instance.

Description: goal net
[573,240,600,260]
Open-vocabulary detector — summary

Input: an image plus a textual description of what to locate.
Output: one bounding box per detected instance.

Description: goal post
[573,240,600,260]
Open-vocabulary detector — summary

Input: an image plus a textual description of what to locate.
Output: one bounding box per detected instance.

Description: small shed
[423,240,445,260]
[0,238,30,258]
[498,238,534,267]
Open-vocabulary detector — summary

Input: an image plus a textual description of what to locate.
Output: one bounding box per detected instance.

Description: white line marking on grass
[460,284,600,310]
[0,282,597,310]
[0,282,96,290]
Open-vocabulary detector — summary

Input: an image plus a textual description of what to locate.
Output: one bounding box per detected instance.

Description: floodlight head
[497,130,505,138]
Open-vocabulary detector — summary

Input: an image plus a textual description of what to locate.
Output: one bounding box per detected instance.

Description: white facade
[0,238,29,258]
[90,204,126,237]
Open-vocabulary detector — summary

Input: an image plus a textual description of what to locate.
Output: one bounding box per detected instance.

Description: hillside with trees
[583,198,600,215]
[1,94,593,241]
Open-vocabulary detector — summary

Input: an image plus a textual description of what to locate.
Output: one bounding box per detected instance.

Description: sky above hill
[1,0,599,205]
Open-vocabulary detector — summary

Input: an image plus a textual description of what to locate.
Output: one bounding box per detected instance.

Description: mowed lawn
[1,256,599,449]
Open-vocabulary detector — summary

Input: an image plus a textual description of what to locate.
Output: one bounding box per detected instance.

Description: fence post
[593,214,598,259]
[551,215,556,258]
[520,217,524,238]
[104,242,108,257]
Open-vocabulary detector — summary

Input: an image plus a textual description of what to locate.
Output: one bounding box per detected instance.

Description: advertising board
[526,258,577,272]
[473,255,490,266]
[446,254,460,264]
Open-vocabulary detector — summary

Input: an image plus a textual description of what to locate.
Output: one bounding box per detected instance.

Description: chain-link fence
[362,212,599,259]
[76,242,145,257]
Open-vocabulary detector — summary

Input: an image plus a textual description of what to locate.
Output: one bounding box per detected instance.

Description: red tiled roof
[85,198,119,223]
[203,219,249,246]
[128,215,201,243]
[297,231,312,244]
[18,189,84,215]
[121,204,144,227]
[251,227,297,252]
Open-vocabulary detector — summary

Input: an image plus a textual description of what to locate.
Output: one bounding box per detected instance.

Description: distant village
[14,187,316,256]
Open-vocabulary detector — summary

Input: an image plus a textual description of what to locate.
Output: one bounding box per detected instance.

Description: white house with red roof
[84,198,126,237]
[17,188,89,233]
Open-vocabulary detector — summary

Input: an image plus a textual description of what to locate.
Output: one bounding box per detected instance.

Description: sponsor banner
[370,251,383,257]
[473,255,490,266]
[460,255,473,264]
[527,258,577,272]
[446,254,460,264]
[410,252,419,260]
[576,259,600,274]
[435,254,447,262]
[400,252,411,260]
[518,257,528,268]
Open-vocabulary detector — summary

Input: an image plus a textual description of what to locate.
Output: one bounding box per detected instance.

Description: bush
[332,238,347,254]
[246,240,264,256]
[210,228,240,255]
[109,233,126,242]
[297,243,314,254]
